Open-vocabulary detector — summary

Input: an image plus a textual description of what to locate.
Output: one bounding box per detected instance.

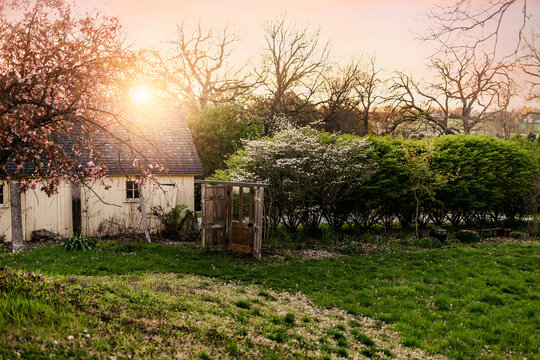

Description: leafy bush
[219,124,375,235]
[152,205,199,240]
[454,230,481,243]
[510,231,524,239]
[361,233,377,243]
[434,135,537,226]
[62,234,96,251]
[416,237,443,249]
[218,130,538,236]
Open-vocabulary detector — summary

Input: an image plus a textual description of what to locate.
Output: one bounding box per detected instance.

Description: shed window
[126,180,139,200]
[0,183,4,204]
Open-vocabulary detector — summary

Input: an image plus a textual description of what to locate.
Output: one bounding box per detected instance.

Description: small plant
[416,237,442,249]
[454,230,481,243]
[361,233,377,243]
[352,330,375,346]
[510,231,524,239]
[235,300,251,309]
[62,234,96,251]
[322,227,341,243]
[152,205,199,240]
[284,313,295,326]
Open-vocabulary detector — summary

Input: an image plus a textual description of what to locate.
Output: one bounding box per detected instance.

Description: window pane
[0,184,3,204]
[232,186,240,221]
[242,187,251,222]
[126,180,139,199]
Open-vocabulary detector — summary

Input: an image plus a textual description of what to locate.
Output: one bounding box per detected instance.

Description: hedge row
[342,135,538,230]
[216,129,539,232]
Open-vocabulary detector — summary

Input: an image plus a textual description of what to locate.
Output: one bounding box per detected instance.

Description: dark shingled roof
[94,106,203,176]
[5,106,203,177]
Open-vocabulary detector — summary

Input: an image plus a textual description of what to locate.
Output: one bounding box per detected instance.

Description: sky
[79,0,539,105]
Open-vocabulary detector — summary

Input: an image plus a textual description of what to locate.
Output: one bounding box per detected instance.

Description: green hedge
[217,130,539,231]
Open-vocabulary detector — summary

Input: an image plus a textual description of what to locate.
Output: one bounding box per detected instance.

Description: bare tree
[259,15,330,133]
[319,55,384,135]
[154,20,253,112]
[422,0,529,56]
[521,29,540,102]
[391,48,514,134]
[390,72,454,135]
[354,55,383,135]
[319,61,363,133]
[369,105,413,135]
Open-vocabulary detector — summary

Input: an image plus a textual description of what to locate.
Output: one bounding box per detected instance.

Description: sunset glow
[129,84,154,105]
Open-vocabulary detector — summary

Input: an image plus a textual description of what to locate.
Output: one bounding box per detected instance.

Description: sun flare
[129,84,154,105]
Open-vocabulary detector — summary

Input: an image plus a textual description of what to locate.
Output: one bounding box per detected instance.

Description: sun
[129,84,154,105]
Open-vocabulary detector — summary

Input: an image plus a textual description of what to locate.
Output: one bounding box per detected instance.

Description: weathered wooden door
[228,187,253,254]
[198,179,265,260]
[201,184,228,250]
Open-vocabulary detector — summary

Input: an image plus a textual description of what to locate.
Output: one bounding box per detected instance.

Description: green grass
[0,269,409,359]
[1,241,539,359]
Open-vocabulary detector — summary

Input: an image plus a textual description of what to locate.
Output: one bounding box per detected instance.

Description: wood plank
[229,243,252,254]
[203,221,226,229]
[249,188,254,223]
[252,187,264,260]
[201,184,206,247]
[195,179,269,188]
[238,187,243,224]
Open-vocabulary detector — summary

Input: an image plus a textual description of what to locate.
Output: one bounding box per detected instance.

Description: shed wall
[0,175,195,242]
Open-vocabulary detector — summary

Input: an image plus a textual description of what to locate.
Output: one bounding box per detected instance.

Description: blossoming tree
[0,0,135,251]
[222,123,375,237]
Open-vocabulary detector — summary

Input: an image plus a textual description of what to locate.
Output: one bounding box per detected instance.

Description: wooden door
[228,187,253,254]
[201,184,228,250]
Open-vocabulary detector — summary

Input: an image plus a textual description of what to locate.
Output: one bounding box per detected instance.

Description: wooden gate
[197,180,267,260]
[201,184,228,250]
[229,186,254,254]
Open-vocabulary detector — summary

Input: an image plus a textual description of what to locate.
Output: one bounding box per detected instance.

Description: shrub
[218,131,538,234]
[361,233,377,243]
[221,124,375,235]
[510,231,524,239]
[284,313,295,326]
[416,237,443,248]
[62,234,96,251]
[152,205,198,240]
[434,135,537,225]
[454,230,481,243]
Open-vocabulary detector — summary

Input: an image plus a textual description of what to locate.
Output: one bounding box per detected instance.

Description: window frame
[125,180,140,202]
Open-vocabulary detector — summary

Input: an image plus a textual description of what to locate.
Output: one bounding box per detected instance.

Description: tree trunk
[139,182,151,244]
[9,180,23,253]
[71,181,82,236]
[414,192,420,239]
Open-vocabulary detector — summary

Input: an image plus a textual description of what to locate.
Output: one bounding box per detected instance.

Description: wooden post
[9,180,23,253]
[138,182,151,244]
[201,184,206,247]
[71,181,82,235]
[252,186,264,260]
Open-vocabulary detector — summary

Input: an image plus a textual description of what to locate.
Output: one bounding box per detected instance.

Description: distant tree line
[147,7,540,176]
[147,9,539,138]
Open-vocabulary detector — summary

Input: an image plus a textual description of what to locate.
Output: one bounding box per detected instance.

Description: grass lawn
[0,240,539,359]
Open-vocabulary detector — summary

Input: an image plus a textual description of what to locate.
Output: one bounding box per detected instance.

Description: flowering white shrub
[225,124,376,235]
